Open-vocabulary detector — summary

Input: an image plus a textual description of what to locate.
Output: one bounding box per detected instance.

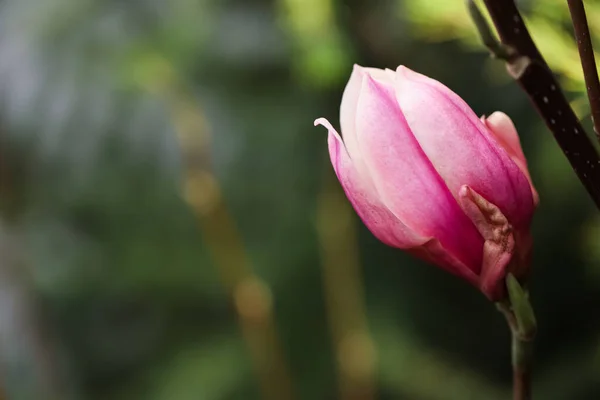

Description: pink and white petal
[321,119,429,248]
[339,65,365,162]
[395,66,535,230]
[484,112,539,205]
[355,74,484,272]
[316,117,378,196]
[483,112,527,164]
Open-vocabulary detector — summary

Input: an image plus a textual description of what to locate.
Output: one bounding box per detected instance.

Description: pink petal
[395,66,535,230]
[340,66,396,178]
[354,73,484,272]
[339,65,365,164]
[483,112,539,205]
[316,117,426,248]
[316,118,478,282]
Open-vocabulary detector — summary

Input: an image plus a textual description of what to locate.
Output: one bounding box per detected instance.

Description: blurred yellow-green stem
[138,57,296,400]
[317,170,377,400]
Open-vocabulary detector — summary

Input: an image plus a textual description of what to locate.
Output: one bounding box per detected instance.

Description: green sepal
[506,273,537,340]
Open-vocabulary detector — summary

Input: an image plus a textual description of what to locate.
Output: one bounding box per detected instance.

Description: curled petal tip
[314,117,343,143]
[314,117,331,128]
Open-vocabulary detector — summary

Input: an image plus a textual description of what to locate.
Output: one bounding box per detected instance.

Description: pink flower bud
[315,65,537,300]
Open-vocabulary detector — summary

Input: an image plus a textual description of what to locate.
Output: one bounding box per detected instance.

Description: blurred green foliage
[0,0,599,399]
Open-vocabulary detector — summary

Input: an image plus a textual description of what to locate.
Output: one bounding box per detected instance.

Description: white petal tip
[486,111,513,126]
[396,65,409,74]
[489,111,509,118]
[395,65,421,82]
[314,117,332,129]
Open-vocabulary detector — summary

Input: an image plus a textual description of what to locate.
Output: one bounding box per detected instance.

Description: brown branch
[567,0,600,142]
[477,0,600,209]
[481,1,544,63]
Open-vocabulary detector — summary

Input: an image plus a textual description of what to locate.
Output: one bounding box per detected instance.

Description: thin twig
[567,0,600,142]
[472,0,600,209]
[466,0,517,62]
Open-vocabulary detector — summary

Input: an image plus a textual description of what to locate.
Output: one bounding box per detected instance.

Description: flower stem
[498,274,536,400]
[511,328,533,400]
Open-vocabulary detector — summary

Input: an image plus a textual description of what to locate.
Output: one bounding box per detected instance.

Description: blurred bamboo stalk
[316,170,377,400]
[140,57,295,400]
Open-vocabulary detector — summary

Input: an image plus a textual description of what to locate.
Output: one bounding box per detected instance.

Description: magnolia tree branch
[567,0,600,141]
[471,0,600,209]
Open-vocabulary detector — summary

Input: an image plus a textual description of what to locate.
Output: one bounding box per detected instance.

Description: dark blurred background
[0,0,599,399]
